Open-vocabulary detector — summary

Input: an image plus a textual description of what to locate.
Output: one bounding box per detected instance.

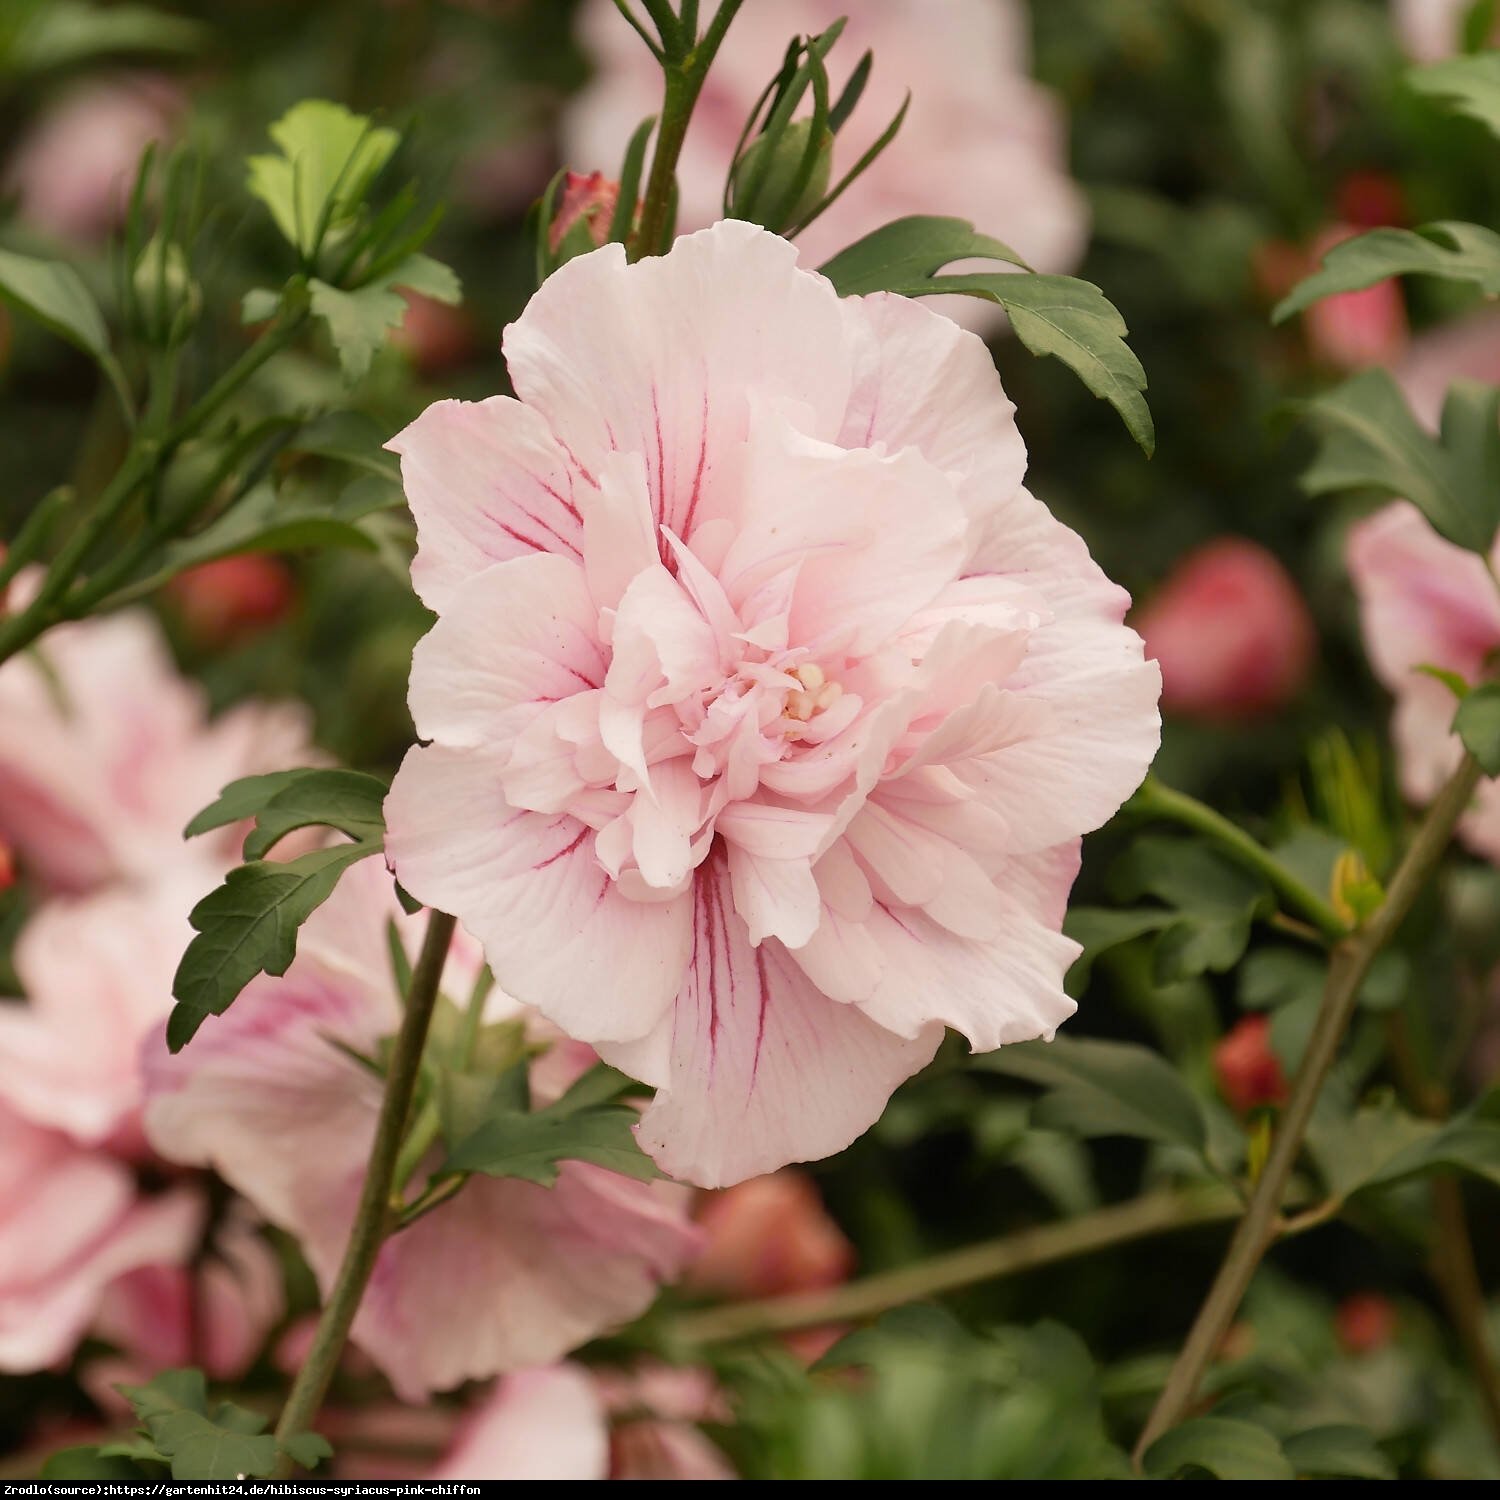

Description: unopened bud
[549,170,620,257]
[1213,1015,1288,1115]
[1331,848,1383,928]
[131,236,200,345]
[0,838,15,893]
[728,118,834,232]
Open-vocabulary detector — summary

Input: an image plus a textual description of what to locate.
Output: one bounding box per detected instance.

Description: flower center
[782,661,842,736]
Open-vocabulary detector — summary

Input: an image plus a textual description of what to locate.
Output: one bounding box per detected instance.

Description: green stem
[672,1186,1242,1348]
[272,908,456,1475]
[1430,1175,1500,1452]
[629,0,744,260]
[0,306,307,668]
[1132,754,1484,1465]
[1132,775,1350,942]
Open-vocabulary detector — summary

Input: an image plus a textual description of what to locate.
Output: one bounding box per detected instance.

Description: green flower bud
[131,237,201,346]
[728,118,834,232]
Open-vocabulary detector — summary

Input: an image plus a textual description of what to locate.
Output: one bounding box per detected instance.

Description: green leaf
[6,2,203,71]
[1281,1424,1397,1480]
[1144,1417,1295,1481]
[40,1447,152,1480]
[309,253,461,382]
[443,1078,659,1186]
[119,1369,278,1481]
[168,840,379,1050]
[1112,835,1274,982]
[1307,1094,1439,1199]
[1273,222,1500,321]
[184,769,319,838]
[247,100,400,258]
[0,248,109,356]
[1356,1091,1500,1194]
[1061,905,1174,994]
[818,214,1031,290]
[238,767,388,860]
[976,1034,1207,1155]
[1300,368,1500,555]
[289,410,400,480]
[817,216,1153,454]
[1455,682,1500,775]
[278,1433,334,1471]
[1409,51,1500,138]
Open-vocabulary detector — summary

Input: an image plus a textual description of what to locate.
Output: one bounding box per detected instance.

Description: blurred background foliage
[4,0,1500,1480]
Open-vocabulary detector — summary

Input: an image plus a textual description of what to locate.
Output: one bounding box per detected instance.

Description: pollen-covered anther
[785,662,841,723]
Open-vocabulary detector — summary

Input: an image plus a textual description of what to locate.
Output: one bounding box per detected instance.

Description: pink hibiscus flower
[1346,502,1500,859]
[0,1104,200,1373]
[383,221,1161,1187]
[0,597,311,897]
[563,0,1087,336]
[142,859,699,1400]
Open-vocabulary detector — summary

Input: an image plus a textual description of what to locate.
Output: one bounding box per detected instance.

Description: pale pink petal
[0,1108,201,1371]
[389,396,585,612]
[385,745,691,1043]
[407,554,604,748]
[433,1365,609,1481]
[501,222,855,536]
[610,858,941,1187]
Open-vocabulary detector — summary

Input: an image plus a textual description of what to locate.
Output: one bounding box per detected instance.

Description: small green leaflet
[1279,1426,1396,1482]
[976,1034,1208,1156]
[1143,1417,1295,1481]
[183,765,388,857]
[0,248,133,416]
[169,840,378,1051]
[1454,682,1500,775]
[309,252,461,382]
[818,216,1153,454]
[1300,370,1500,557]
[442,1063,658,1186]
[1408,51,1500,139]
[1272,222,1500,321]
[247,99,400,259]
[116,1369,333,1479]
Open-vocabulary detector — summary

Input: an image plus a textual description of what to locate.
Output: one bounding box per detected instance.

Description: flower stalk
[1133,753,1484,1465]
[271,907,456,1475]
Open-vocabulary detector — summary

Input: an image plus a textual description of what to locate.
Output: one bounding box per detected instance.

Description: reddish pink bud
[549,170,620,253]
[1335,171,1407,230]
[687,1170,854,1300]
[166,555,295,649]
[1335,1292,1397,1355]
[0,837,14,893]
[1213,1015,1288,1115]
[1305,224,1409,371]
[1136,539,1315,722]
[393,291,474,377]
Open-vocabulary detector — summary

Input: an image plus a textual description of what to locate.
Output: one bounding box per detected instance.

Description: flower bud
[131,236,201,346]
[1135,539,1315,721]
[166,555,295,649]
[1213,1015,1288,1115]
[393,291,474,377]
[686,1170,853,1300]
[549,170,620,257]
[1330,848,1383,928]
[1335,1292,1396,1355]
[0,837,14,894]
[727,118,834,232]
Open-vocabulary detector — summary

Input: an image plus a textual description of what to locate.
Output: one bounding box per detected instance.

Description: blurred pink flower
[384,222,1160,1187]
[392,292,476,377]
[142,860,699,1399]
[85,1203,284,1401]
[564,0,1087,335]
[1394,306,1500,431]
[1305,226,1409,372]
[0,1104,200,1373]
[688,1169,853,1299]
[6,76,180,242]
[1392,0,1499,60]
[435,1361,733,1481]
[0,596,311,897]
[0,883,200,1148]
[165,556,296,650]
[1136,538,1316,721]
[1346,502,1500,858]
